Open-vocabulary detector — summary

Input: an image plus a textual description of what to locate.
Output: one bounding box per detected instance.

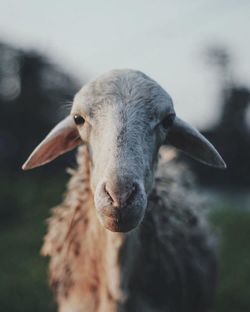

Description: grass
[210,206,250,312]
[0,175,250,311]
[0,174,68,312]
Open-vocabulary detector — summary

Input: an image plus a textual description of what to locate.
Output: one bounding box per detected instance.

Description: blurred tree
[187,46,250,187]
[0,42,82,173]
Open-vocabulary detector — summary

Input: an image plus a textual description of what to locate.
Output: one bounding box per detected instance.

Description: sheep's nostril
[104,183,113,202]
[104,182,137,208]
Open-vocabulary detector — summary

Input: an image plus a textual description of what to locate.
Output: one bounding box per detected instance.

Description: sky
[0,0,250,128]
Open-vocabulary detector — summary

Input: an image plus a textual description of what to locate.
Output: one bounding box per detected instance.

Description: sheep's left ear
[166,117,226,168]
[22,116,81,170]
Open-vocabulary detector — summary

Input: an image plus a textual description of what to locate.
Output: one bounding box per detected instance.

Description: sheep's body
[23,69,224,311]
[42,145,217,312]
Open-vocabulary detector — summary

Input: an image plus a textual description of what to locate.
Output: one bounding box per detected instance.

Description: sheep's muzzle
[94,179,147,232]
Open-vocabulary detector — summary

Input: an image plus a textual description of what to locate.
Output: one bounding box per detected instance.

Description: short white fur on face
[70,70,177,231]
[71,69,175,189]
[23,69,226,232]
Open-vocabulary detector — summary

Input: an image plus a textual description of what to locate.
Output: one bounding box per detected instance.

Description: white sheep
[23,69,225,312]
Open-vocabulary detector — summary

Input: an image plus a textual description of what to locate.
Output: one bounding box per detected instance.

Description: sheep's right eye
[162,113,176,130]
[73,114,85,126]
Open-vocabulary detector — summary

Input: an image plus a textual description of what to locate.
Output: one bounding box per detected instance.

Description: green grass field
[0,175,249,312]
[210,206,250,312]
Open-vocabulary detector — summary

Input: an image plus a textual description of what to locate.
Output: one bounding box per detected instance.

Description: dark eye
[162,113,176,129]
[73,114,85,126]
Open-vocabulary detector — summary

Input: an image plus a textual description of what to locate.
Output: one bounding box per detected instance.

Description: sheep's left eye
[162,113,176,129]
[74,114,85,125]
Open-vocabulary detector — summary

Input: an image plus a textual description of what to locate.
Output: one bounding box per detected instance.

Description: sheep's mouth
[100,213,143,232]
[97,202,146,232]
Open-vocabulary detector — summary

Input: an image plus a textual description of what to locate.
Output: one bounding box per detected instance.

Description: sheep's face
[71,70,175,232]
[22,69,226,233]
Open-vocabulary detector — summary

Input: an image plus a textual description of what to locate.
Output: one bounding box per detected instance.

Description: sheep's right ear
[166,117,226,168]
[22,116,81,170]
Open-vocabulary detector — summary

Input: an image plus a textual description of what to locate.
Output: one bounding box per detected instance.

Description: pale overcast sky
[0,0,250,128]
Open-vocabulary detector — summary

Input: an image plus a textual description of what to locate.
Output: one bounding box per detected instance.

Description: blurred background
[0,1,250,311]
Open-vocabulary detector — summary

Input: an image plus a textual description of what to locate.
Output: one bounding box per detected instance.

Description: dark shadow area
[0,42,81,174]
[0,41,84,311]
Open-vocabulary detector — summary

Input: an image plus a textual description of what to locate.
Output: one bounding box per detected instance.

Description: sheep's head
[22,69,226,232]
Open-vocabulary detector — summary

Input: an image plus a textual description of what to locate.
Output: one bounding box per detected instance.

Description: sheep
[22,69,226,312]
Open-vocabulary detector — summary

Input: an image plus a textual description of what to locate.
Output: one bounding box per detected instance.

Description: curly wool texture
[41,145,217,312]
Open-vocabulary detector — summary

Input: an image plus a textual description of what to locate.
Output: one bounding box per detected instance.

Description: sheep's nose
[104,181,137,208]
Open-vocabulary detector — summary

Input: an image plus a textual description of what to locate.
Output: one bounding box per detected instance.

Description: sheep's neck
[41,145,125,312]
